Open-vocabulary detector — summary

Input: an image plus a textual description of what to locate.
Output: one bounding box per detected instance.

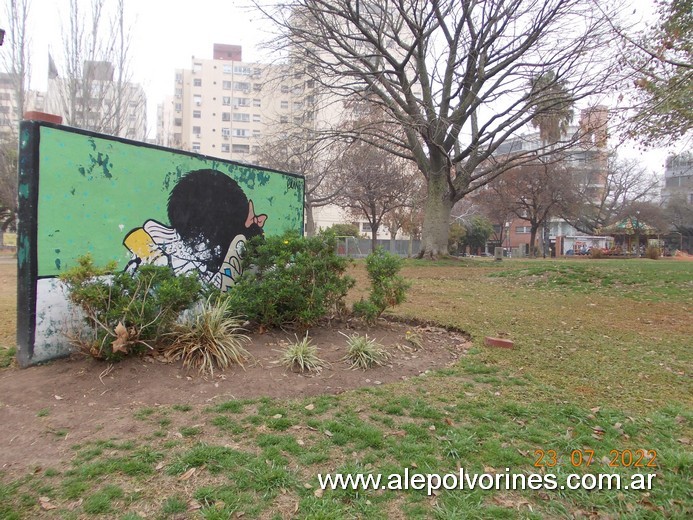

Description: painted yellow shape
[123,228,162,262]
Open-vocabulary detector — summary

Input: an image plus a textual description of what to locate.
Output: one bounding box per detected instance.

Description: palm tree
[528,71,575,146]
[526,71,575,256]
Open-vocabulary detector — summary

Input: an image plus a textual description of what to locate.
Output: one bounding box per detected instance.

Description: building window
[293,101,303,110]
[232,144,250,153]
[174,103,182,112]
[252,99,261,107]
[174,118,182,126]
[253,83,262,92]
[280,101,289,109]
[175,72,183,83]
[193,63,202,72]
[223,64,232,74]
[192,110,201,118]
[175,88,182,98]
[280,85,289,94]
[193,78,202,87]
[193,94,202,106]
[232,128,250,138]
[361,222,372,232]
[192,142,201,152]
[222,96,231,106]
[222,112,231,121]
[233,66,251,75]
[252,114,261,122]
[233,97,249,107]
[233,113,250,122]
[253,129,261,137]
[234,82,250,91]
[221,143,230,152]
[192,126,201,135]
[222,80,232,90]
[221,127,230,137]
[280,115,288,123]
[516,226,531,234]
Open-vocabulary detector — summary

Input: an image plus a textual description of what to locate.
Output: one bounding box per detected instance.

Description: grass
[0,257,691,518]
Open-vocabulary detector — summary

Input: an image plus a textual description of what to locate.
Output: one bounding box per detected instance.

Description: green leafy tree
[625,0,692,145]
[322,223,360,237]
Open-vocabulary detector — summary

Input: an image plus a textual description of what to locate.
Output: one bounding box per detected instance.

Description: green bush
[224,232,355,329]
[60,254,202,360]
[354,248,410,325]
[320,223,360,238]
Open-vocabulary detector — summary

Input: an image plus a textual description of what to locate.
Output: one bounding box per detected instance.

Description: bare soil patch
[0,314,469,475]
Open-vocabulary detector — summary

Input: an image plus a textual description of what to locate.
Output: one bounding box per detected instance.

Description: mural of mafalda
[124,169,267,291]
[17,123,304,366]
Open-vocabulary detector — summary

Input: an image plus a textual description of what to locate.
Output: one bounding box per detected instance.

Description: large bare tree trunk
[419,174,452,258]
[304,205,316,236]
[529,226,539,258]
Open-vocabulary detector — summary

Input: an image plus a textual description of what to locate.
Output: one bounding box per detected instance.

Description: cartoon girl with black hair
[123,169,267,291]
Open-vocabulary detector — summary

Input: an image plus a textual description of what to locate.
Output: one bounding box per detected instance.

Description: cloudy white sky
[20,0,682,177]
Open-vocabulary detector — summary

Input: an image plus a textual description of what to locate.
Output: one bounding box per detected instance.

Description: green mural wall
[17,121,304,367]
[35,126,304,275]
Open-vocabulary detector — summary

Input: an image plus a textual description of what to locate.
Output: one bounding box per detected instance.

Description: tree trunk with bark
[419,174,453,258]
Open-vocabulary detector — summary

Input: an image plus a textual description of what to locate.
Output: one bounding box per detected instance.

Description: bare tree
[337,139,418,252]
[47,0,145,139]
[0,141,17,230]
[0,0,31,230]
[560,154,660,235]
[1,0,31,131]
[257,0,619,258]
[486,161,577,257]
[255,129,342,236]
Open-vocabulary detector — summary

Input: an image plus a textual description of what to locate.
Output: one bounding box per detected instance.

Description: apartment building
[661,152,693,205]
[158,43,317,164]
[0,73,22,140]
[44,60,147,141]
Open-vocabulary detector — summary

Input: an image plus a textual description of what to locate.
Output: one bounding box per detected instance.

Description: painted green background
[37,127,304,276]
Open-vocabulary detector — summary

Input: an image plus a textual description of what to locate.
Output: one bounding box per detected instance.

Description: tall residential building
[0,72,21,140]
[662,152,693,205]
[158,44,314,164]
[44,60,147,141]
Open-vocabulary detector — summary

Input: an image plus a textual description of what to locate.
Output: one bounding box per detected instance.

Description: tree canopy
[259,0,620,257]
[624,0,692,146]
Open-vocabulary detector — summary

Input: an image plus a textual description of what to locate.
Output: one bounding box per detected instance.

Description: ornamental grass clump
[162,296,250,376]
[278,333,328,373]
[342,332,390,370]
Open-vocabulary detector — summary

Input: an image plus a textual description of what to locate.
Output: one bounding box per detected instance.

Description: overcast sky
[20,0,680,176]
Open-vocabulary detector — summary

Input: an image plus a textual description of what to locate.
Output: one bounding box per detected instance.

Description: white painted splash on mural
[33,278,86,363]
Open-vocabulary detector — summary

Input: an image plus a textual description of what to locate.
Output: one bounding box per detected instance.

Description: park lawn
[1,257,691,519]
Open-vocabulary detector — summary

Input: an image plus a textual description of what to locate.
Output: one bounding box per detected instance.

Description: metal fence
[334,237,421,258]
